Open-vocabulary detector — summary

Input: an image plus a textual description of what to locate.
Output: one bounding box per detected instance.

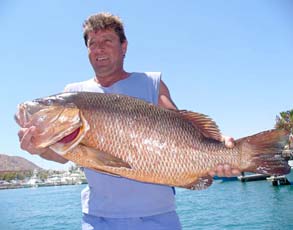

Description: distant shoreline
[0,181,87,190]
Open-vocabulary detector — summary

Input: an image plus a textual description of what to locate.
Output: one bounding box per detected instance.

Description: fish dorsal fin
[177,110,222,142]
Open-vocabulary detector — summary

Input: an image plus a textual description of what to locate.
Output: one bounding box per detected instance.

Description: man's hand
[18,126,68,164]
[208,164,241,177]
[18,126,47,155]
[208,135,241,177]
[221,135,235,149]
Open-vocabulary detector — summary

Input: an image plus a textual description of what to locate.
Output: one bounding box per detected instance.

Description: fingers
[231,168,241,176]
[222,135,235,148]
[208,170,216,177]
[209,164,241,178]
[207,135,238,177]
[18,126,40,155]
[18,126,33,142]
[215,164,228,177]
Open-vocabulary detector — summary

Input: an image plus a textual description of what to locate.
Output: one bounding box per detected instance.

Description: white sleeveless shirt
[64,72,176,218]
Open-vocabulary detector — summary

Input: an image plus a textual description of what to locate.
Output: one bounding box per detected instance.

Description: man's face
[87,29,127,77]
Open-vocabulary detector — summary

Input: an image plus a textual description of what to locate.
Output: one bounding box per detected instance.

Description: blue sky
[1,0,292,170]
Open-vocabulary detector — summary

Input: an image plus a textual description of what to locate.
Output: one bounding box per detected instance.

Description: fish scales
[75,94,230,183]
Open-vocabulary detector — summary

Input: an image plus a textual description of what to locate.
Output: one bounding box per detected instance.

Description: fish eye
[38,98,55,106]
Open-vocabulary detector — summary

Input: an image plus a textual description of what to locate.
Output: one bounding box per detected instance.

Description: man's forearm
[39,148,69,164]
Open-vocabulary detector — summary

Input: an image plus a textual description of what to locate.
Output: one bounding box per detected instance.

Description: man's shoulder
[144,72,161,77]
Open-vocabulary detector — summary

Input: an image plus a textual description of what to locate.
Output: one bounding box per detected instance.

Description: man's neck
[95,71,130,87]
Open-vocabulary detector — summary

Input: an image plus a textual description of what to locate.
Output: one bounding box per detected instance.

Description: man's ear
[122,40,128,56]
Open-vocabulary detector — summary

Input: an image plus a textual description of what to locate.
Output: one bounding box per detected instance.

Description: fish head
[15,93,89,155]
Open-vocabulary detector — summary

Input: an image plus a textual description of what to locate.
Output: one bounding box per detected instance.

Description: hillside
[0,154,42,172]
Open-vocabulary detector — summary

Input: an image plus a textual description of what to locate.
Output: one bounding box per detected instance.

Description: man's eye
[88,41,96,47]
[105,39,112,43]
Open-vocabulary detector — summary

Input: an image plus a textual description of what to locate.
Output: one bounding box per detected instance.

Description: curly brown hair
[83,12,127,47]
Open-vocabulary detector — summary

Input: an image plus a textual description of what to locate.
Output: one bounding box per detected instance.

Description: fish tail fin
[236,129,291,175]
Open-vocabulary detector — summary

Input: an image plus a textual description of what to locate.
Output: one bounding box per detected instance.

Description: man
[18,12,240,230]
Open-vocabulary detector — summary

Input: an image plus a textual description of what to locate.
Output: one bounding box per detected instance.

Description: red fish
[15,92,291,190]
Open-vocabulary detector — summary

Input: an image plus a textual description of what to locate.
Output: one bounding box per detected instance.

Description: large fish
[15,92,290,190]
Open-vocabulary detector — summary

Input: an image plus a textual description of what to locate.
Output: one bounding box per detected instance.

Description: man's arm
[158,80,240,177]
[18,126,68,164]
[158,80,178,109]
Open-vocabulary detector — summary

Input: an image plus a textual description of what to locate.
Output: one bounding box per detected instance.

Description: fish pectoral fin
[182,175,213,190]
[95,149,132,169]
[176,110,222,142]
[64,144,131,169]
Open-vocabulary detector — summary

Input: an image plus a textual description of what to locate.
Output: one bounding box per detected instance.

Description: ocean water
[0,180,292,230]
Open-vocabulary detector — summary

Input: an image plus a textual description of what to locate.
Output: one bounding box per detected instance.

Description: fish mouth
[49,112,90,155]
[15,101,90,155]
[15,102,39,127]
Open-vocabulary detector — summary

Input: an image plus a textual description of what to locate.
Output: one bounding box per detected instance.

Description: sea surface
[0,179,292,230]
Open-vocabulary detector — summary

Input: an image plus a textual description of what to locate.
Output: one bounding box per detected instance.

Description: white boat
[266,160,293,186]
[287,160,293,182]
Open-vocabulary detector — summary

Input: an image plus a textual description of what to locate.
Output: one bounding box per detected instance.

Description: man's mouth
[96,56,108,61]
